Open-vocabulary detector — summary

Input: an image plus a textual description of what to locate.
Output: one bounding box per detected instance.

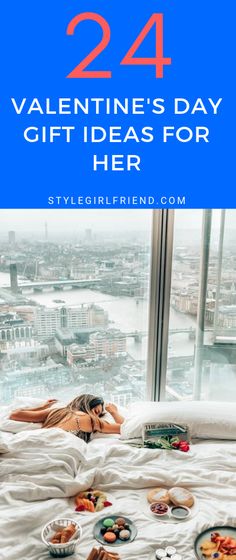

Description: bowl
[41,517,82,557]
[170,505,191,520]
[149,502,170,517]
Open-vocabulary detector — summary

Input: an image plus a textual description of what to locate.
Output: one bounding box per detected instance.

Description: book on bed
[122,422,190,450]
[142,422,190,448]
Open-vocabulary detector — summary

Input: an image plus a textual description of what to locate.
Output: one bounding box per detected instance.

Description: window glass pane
[202,210,236,400]
[0,210,152,406]
[165,209,236,401]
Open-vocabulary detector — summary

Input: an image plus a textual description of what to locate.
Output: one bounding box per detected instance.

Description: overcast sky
[0,209,233,234]
[0,209,152,233]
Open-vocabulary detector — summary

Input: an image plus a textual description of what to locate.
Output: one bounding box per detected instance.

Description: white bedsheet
[1,429,236,560]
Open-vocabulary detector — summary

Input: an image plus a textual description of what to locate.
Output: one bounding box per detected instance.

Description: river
[0,271,196,361]
[1,271,235,402]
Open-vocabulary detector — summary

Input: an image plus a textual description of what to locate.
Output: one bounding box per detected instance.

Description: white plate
[72,491,115,516]
[140,491,199,524]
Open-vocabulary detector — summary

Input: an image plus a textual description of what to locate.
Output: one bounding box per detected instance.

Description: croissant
[50,531,63,544]
[60,524,76,543]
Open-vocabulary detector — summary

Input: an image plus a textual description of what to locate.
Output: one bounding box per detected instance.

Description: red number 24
[67,13,171,79]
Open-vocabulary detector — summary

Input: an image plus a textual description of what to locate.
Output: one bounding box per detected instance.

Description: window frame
[146,209,174,401]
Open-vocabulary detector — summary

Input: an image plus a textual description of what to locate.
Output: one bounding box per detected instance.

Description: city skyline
[0,210,235,238]
[0,209,236,405]
[0,209,153,234]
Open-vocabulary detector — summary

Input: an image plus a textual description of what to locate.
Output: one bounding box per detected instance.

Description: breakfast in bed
[94,516,137,546]
[86,547,121,560]
[50,523,76,544]
[147,486,194,507]
[147,486,195,521]
[199,531,236,559]
[2,398,236,560]
[74,489,112,513]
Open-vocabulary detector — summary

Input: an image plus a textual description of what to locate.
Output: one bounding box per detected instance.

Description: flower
[178,440,190,452]
[144,436,190,452]
[171,441,180,449]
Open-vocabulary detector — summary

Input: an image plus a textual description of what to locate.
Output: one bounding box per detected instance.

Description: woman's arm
[9,399,57,422]
[9,408,51,423]
[77,413,121,434]
[100,421,121,434]
[105,403,125,425]
[22,399,58,412]
[95,416,121,434]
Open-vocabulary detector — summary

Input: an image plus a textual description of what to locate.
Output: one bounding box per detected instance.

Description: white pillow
[120,401,236,440]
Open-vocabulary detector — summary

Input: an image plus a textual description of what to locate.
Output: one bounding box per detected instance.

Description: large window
[1,209,236,406]
[0,210,152,406]
[165,210,236,402]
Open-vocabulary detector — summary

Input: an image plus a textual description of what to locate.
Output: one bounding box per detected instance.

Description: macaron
[115,517,126,526]
[103,518,115,528]
[119,529,131,540]
[104,532,117,543]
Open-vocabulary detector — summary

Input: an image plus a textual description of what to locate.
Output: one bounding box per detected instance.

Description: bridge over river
[125,327,197,342]
[5,278,103,292]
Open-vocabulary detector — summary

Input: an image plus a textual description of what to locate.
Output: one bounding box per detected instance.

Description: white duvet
[1,429,236,560]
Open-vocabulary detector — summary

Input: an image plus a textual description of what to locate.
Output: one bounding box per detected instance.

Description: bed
[1,400,236,560]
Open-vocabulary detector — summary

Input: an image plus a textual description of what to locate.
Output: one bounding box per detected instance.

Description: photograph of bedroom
[0,209,236,560]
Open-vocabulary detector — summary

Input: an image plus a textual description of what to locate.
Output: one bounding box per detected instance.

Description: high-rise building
[8,231,16,244]
[10,263,18,293]
[34,307,61,337]
[34,304,108,337]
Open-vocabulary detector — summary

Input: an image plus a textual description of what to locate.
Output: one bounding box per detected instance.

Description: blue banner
[1,1,234,208]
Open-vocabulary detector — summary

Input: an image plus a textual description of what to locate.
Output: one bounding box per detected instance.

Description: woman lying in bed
[9,394,124,442]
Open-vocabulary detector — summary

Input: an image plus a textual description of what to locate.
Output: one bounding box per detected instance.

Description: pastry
[60,524,76,543]
[103,532,117,543]
[168,487,194,507]
[103,518,115,528]
[147,487,170,505]
[51,524,76,544]
[51,531,63,544]
[97,551,107,560]
[86,548,120,560]
[86,549,98,560]
[119,529,130,540]
[115,517,126,526]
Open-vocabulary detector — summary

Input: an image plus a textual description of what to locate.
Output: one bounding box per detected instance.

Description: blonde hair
[42,406,73,429]
[42,394,104,442]
[68,394,105,415]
